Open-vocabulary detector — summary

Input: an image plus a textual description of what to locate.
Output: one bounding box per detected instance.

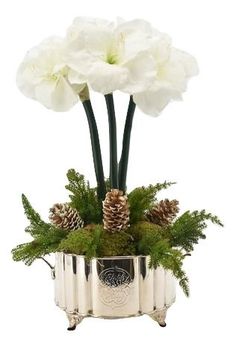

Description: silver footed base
[149,307,167,327]
[65,307,169,331]
[55,254,176,331]
[66,312,83,331]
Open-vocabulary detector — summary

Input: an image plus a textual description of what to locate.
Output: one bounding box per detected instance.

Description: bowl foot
[66,312,83,331]
[149,307,167,327]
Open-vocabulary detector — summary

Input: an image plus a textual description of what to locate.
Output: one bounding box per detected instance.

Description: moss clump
[98,230,136,257]
[128,222,166,244]
[57,225,103,258]
[57,225,136,258]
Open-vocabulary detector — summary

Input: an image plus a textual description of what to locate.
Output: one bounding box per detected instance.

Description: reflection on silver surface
[54,253,176,320]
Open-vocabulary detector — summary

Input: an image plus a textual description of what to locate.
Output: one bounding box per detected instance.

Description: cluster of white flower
[17,18,198,115]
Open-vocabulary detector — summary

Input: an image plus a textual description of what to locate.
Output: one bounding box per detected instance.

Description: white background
[0,0,235,346]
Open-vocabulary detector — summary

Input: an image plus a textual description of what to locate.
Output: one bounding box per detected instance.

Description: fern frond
[12,241,48,266]
[22,194,49,235]
[65,169,102,224]
[12,226,67,265]
[128,181,175,224]
[169,210,223,252]
[148,240,189,296]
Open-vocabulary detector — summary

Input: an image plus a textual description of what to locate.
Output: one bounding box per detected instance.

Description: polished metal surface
[54,252,176,325]
[149,307,167,327]
[40,257,55,279]
[66,312,83,331]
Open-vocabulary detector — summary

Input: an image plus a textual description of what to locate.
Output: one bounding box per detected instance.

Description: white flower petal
[72,16,111,29]
[114,20,153,61]
[115,19,169,62]
[66,50,95,78]
[16,39,66,98]
[87,61,128,94]
[16,61,37,99]
[16,36,80,112]
[134,86,181,116]
[149,35,172,64]
[159,60,187,91]
[34,80,57,109]
[115,19,153,38]
[37,36,66,49]
[156,48,199,92]
[51,77,79,111]
[34,77,78,112]
[121,51,156,94]
[66,17,113,54]
[17,18,198,116]
[67,66,87,85]
[134,36,199,115]
[171,48,199,77]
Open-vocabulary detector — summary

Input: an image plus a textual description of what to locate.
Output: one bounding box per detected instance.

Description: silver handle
[40,257,55,280]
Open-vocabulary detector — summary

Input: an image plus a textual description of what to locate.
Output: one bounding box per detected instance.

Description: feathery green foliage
[22,194,49,235]
[58,226,102,258]
[12,194,67,265]
[138,233,189,296]
[12,226,67,265]
[12,241,49,266]
[65,169,102,224]
[129,221,189,295]
[169,210,223,252]
[148,241,189,296]
[128,181,175,224]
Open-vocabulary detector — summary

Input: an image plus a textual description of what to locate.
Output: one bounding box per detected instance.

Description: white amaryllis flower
[66,18,157,95]
[133,35,198,116]
[16,37,86,111]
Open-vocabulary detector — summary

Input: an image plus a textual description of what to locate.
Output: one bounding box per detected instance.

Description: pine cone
[146,199,179,226]
[49,203,84,231]
[103,189,130,233]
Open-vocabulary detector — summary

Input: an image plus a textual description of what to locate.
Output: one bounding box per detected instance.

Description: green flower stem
[105,94,118,189]
[82,100,106,201]
[118,96,136,192]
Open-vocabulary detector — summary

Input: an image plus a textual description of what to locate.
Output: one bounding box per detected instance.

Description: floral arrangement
[12,18,223,296]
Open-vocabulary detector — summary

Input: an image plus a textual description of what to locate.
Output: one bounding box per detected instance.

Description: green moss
[57,225,103,258]
[128,222,166,245]
[98,230,136,257]
[57,225,136,258]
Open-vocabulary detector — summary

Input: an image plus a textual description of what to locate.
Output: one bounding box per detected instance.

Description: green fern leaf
[65,169,102,224]
[128,181,175,224]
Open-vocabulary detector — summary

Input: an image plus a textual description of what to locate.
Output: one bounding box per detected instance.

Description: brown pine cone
[146,199,179,226]
[103,189,130,233]
[49,203,84,231]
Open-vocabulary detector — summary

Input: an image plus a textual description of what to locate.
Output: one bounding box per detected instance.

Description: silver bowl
[54,252,176,330]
